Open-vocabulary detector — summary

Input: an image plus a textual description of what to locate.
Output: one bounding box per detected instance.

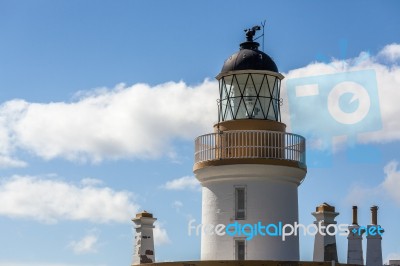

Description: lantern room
[216,26,283,122]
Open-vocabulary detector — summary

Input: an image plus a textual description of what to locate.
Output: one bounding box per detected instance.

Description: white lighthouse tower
[193,26,307,261]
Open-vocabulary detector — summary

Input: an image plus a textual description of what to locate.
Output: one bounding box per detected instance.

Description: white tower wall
[196,164,305,261]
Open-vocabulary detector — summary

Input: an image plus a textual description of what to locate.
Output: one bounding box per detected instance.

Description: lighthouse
[193,26,307,260]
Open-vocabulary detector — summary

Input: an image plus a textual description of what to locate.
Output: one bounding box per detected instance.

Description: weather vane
[244,25,261,42]
[244,20,267,51]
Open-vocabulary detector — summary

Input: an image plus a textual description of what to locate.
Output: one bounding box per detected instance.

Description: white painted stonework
[347,225,364,265]
[133,216,156,265]
[312,209,339,262]
[194,163,306,261]
[366,225,384,266]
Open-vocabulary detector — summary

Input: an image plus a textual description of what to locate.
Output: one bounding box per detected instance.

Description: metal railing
[194,130,306,166]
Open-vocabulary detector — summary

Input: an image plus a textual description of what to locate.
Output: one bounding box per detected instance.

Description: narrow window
[235,187,245,220]
[235,239,245,260]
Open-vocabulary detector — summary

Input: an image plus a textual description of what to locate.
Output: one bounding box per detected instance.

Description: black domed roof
[220,25,278,74]
[220,41,278,74]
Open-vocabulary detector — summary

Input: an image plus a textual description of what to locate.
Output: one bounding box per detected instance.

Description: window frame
[234,186,246,220]
[234,238,246,260]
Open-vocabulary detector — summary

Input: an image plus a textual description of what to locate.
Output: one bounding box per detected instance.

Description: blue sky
[1,1,400,265]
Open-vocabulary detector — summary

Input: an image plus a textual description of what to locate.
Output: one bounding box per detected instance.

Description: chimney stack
[366,206,384,266]
[132,211,156,265]
[371,205,378,225]
[312,203,339,262]
[347,206,364,265]
[352,206,358,225]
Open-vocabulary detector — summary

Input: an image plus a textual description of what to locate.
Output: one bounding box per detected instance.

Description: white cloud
[0,80,217,167]
[1,44,400,167]
[154,221,171,246]
[378,43,400,62]
[345,160,400,206]
[68,233,99,254]
[381,160,400,204]
[345,183,382,206]
[0,175,139,223]
[80,178,103,186]
[0,155,27,168]
[163,176,200,191]
[172,200,183,212]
